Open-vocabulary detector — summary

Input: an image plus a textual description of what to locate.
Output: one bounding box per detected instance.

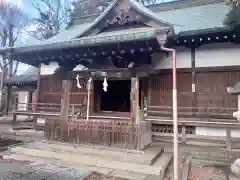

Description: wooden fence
[44,117,152,150]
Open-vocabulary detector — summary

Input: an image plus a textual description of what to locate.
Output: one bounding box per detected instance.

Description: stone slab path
[0,160,91,180]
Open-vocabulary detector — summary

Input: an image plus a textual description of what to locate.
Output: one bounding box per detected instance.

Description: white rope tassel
[76,75,82,89]
[103,77,108,92]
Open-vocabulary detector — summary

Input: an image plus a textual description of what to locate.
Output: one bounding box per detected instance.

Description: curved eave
[1,26,237,67]
[13,30,157,54]
[4,81,37,86]
[12,27,236,55]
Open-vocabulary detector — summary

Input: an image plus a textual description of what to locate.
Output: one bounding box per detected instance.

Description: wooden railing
[146,105,239,150]
[11,102,86,130]
[147,117,240,150]
[147,106,237,120]
[11,102,152,150]
[44,117,152,150]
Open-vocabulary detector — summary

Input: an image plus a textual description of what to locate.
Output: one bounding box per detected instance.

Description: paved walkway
[0,159,91,180]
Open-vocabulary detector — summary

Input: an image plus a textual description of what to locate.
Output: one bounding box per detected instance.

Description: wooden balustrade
[147,105,237,120]
[12,102,86,130]
[44,117,152,150]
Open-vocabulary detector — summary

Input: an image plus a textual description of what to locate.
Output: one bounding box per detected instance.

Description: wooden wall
[39,75,89,105]
[195,71,238,108]
[147,68,239,115]
[38,68,239,117]
[39,75,62,104]
[148,72,192,107]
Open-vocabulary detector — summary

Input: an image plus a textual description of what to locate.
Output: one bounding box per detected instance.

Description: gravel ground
[83,172,128,180]
[163,157,229,180]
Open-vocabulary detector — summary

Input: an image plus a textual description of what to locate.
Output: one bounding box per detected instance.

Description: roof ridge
[149,0,225,12]
[72,0,225,23]
[75,0,172,38]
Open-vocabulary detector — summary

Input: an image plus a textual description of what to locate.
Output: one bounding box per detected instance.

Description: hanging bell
[76,75,82,89]
[103,77,108,92]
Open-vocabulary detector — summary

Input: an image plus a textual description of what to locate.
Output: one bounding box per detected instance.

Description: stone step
[9,144,171,176]
[3,154,154,180]
[1,130,44,142]
[18,141,162,165]
[152,152,173,180]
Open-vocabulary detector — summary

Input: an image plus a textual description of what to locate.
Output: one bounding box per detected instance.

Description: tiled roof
[156,1,229,33]
[25,1,230,46]
[0,0,231,52]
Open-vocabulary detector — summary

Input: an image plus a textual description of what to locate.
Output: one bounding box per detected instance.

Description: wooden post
[4,86,11,116]
[131,76,140,149]
[86,77,92,120]
[131,77,139,124]
[226,128,231,150]
[182,124,186,144]
[191,48,196,115]
[28,90,33,112]
[33,66,41,130]
[12,101,18,129]
[61,80,71,122]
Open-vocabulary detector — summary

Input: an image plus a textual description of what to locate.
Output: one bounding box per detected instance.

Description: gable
[77,0,173,37]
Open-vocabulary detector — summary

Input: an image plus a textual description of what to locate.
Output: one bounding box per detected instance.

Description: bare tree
[25,0,73,40]
[0,0,28,79]
[226,0,240,7]
[72,0,165,18]
[72,0,112,17]
[224,0,240,28]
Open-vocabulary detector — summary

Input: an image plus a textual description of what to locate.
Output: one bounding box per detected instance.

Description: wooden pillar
[33,66,41,130]
[131,77,139,124]
[28,90,33,111]
[191,48,196,115]
[4,86,11,116]
[181,124,186,144]
[60,79,71,122]
[226,128,232,150]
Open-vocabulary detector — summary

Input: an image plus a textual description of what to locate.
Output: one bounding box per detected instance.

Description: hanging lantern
[103,77,108,92]
[76,75,82,89]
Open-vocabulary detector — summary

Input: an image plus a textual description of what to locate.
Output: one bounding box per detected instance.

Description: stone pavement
[0,160,91,180]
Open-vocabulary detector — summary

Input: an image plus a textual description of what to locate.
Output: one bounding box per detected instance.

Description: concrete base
[12,141,162,165]
[9,141,173,177]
